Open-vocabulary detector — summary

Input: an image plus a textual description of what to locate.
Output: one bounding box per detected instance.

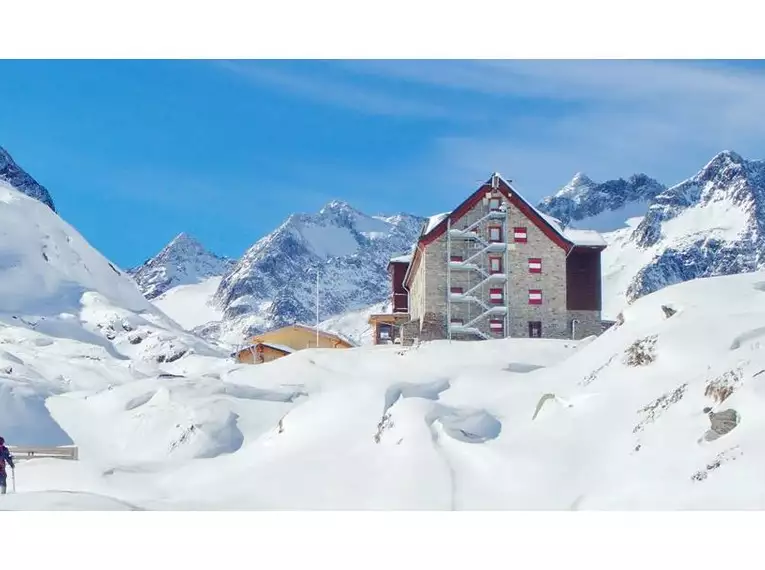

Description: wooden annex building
[369,172,608,345]
[234,323,356,365]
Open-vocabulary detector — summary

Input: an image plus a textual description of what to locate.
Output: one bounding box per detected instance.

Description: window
[489,288,504,304]
[529,289,543,305]
[489,197,501,211]
[528,321,542,338]
[379,324,392,340]
[489,319,504,335]
[450,254,463,262]
[528,258,542,273]
[488,225,503,243]
[450,286,464,294]
[514,227,528,243]
[450,317,464,325]
[489,256,503,274]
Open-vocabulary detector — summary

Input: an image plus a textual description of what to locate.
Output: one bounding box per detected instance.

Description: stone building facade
[390,173,606,344]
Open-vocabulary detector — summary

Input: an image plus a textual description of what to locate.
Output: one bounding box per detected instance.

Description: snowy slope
[318,301,388,346]
[0,181,147,315]
[129,233,235,300]
[152,276,224,332]
[0,182,226,447]
[212,202,424,345]
[7,270,765,510]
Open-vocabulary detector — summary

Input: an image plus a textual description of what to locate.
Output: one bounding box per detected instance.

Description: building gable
[404,173,588,288]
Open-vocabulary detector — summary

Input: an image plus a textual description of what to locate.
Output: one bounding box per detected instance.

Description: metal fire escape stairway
[446,206,509,340]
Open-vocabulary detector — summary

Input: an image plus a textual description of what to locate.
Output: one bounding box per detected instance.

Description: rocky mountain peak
[537,172,665,231]
[210,202,425,344]
[0,145,56,212]
[129,233,235,300]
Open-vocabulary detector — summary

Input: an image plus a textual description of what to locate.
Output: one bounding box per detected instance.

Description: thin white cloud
[216,59,765,199]
[215,60,453,119]
[356,60,765,195]
[340,60,765,107]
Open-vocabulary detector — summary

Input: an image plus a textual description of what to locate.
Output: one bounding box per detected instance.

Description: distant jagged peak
[160,232,210,255]
[563,172,596,192]
[129,232,234,300]
[318,199,359,215]
[538,171,665,231]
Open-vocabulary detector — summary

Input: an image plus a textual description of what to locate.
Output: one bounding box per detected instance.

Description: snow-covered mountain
[624,151,765,302]
[211,201,424,345]
[129,232,235,300]
[536,151,765,320]
[0,179,226,446]
[0,145,55,211]
[538,172,665,232]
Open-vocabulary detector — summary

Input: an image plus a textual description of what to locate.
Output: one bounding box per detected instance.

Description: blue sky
[2,59,765,268]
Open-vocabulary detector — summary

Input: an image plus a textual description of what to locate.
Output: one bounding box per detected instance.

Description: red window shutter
[528,258,542,273]
[488,225,503,243]
[450,255,463,262]
[489,319,504,334]
[489,288,504,304]
[529,289,543,305]
[489,256,503,274]
[450,286,464,294]
[514,227,528,243]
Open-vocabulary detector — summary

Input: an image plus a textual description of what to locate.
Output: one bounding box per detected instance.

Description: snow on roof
[539,212,606,248]
[389,253,412,264]
[539,213,566,233]
[292,323,358,347]
[259,342,294,354]
[424,212,450,235]
[562,228,607,247]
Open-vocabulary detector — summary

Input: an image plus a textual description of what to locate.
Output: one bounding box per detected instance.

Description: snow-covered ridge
[129,232,235,300]
[0,145,55,211]
[538,172,665,232]
[210,201,425,345]
[533,151,765,320]
[0,182,147,314]
[600,151,765,317]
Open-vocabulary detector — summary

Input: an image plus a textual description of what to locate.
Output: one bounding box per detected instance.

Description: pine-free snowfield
[4,269,765,510]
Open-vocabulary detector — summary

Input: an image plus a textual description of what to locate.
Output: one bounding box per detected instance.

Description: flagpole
[316,268,320,348]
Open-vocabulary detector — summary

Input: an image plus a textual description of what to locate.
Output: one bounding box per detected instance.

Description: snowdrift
[6,254,765,509]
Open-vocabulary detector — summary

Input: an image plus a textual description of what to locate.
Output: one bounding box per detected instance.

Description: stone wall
[567,309,602,339]
[407,187,599,342]
[504,199,570,339]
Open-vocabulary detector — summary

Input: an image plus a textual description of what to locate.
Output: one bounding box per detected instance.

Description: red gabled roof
[404,174,582,288]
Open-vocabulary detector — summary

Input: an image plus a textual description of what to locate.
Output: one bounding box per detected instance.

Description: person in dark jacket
[0,436,15,495]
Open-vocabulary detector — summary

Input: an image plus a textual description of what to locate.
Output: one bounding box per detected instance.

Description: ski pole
[12,468,15,493]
